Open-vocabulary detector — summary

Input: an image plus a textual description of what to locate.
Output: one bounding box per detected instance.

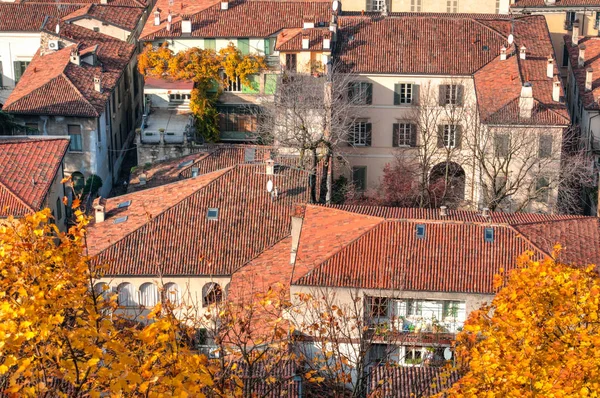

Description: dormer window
[416,224,426,239]
[484,227,494,243]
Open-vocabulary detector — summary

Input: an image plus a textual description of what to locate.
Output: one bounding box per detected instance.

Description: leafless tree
[254,64,358,203]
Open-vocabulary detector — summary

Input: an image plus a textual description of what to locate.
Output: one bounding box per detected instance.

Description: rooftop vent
[153,10,160,26]
[207,208,219,220]
[221,0,229,10]
[416,224,426,239]
[586,67,594,91]
[484,227,494,243]
[113,216,128,224]
[117,200,131,209]
[482,207,490,217]
[191,167,199,177]
[181,14,192,34]
[553,78,561,102]
[519,45,527,60]
[266,159,275,175]
[440,206,447,216]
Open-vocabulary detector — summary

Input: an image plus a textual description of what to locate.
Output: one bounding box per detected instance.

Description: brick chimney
[500,46,507,61]
[519,45,526,60]
[579,44,586,67]
[552,78,561,102]
[586,67,594,91]
[572,21,580,45]
[546,56,553,78]
[519,82,534,119]
[93,197,107,223]
[221,0,229,10]
[290,204,306,265]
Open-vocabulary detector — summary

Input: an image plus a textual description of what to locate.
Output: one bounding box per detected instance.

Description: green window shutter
[394,84,401,105]
[392,123,399,147]
[207,78,219,93]
[238,38,250,55]
[264,39,270,55]
[264,74,277,94]
[242,74,260,93]
[366,83,373,105]
[13,61,22,83]
[205,38,216,51]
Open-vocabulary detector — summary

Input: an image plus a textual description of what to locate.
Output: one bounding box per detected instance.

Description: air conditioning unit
[48,40,59,50]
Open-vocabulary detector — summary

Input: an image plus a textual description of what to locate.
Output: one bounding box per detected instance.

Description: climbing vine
[138,42,266,142]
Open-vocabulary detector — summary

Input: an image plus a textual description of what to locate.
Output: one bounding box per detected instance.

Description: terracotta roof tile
[0,4,82,32]
[3,20,135,117]
[0,137,69,217]
[512,0,600,7]
[20,0,148,8]
[90,164,313,276]
[141,0,332,41]
[369,366,461,398]
[63,4,143,31]
[276,27,330,52]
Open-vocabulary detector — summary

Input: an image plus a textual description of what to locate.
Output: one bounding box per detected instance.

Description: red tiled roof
[0,137,69,217]
[369,366,461,398]
[90,163,313,276]
[565,36,600,110]
[140,0,332,41]
[3,20,135,117]
[512,0,600,7]
[0,4,82,32]
[290,205,600,294]
[276,27,330,52]
[336,14,569,126]
[62,4,143,31]
[20,0,148,8]
[127,152,209,192]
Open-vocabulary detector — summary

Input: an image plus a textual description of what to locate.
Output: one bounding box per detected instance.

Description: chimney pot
[500,46,507,61]
[302,32,310,50]
[290,204,306,265]
[572,22,580,45]
[181,15,192,34]
[440,206,448,216]
[303,15,315,29]
[153,10,160,26]
[579,44,586,67]
[93,76,102,93]
[552,78,561,102]
[586,67,594,91]
[93,197,106,223]
[546,56,554,78]
[266,159,275,175]
[482,207,490,217]
[100,0,108,4]
[519,82,534,118]
[221,0,229,10]
[330,22,338,34]
[520,45,527,60]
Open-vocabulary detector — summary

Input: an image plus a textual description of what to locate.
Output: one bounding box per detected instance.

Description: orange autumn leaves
[444,250,600,397]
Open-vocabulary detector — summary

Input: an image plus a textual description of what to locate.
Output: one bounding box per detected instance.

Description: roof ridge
[533,98,572,123]
[4,72,67,109]
[37,140,70,209]
[506,224,553,258]
[59,72,101,117]
[508,215,592,227]
[0,179,35,213]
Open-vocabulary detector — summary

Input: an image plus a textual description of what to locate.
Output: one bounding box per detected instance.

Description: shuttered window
[13,61,30,84]
[68,124,82,152]
[238,38,250,55]
[437,124,462,149]
[393,123,416,147]
[394,83,417,105]
[204,38,216,50]
[439,84,464,106]
[538,135,553,158]
[352,166,367,191]
[348,82,373,105]
[350,120,372,146]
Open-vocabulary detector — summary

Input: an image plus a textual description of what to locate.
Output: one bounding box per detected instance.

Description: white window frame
[397,123,413,146]
[443,125,458,149]
[352,121,368,146]
[349,81,371,105]
[410,0,422,12]
[446,0,458,13]
[371,0,385,11]
[445,84,460,105]
[397,83,413,104]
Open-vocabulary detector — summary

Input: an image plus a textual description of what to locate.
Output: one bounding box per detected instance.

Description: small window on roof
[178,159,194,168]
[207,208,219,220]
[117,200,131,209]
[191,167,199,177]
[244,148,256,162]
[113,216,128,224]
[416,224,426,239]
[484,227,494,243]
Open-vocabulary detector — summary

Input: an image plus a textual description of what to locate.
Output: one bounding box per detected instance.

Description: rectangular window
[416,224,425,239]
[562,45,569,67]
[495,0,500,13]
[407,299,422,316]
[404,347,423,365]
[494,134,509,157]
[13,60,30,84]
[207,208,219,220]
[393,123,416,147]
[596,12,600,29]
[238,38,250,55]
[55,197,62,221]
[535,177,550,203]
[539,135,553,158]
[285,53,297,71]
[440,84,462,105]
[368,297,389,318]
[352,166,367,191]
[204,38,216,51]
[368,0,385,11]
[394,83,413,105]
[442,301,460,319]
[447,0,458,13]
[369,344,389,365]
[218,105,258,133]
[224,75,242,92]
[565,11,576,29]
[348,81,373,105]
[484,227,494,243]
[410,0,422,12]
[439,124,459,149]
[68,124,82,151]
[351,120,371,146]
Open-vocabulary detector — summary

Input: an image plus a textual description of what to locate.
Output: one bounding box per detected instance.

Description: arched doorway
[429,162,466,207]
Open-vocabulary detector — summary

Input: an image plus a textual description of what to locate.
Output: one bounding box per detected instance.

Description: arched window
[163,282,181,305]
[93,282,110,301]
[202,282,222,307]
[117,282,138,307]
[139,282,159,308]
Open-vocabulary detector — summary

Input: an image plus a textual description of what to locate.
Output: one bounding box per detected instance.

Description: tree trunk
[309,149,318,204]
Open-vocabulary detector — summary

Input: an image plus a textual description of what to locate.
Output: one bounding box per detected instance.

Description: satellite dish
[332,0,340,11]
[507,34,514,45]
[443,347,453,361]
[266,179,274,193]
